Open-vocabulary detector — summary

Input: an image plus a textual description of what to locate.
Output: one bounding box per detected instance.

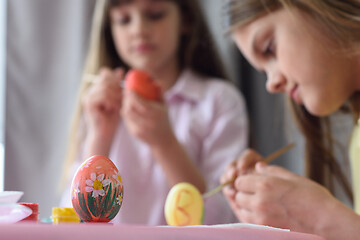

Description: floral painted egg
[164,182,204,226]
[71,155,124,222]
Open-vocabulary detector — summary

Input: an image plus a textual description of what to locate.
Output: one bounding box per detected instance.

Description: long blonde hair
[223,0,360,202]
[60,0,228,190]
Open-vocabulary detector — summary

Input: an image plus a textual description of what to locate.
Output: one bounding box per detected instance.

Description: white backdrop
[0,0,6,192]
[5,0,96,218]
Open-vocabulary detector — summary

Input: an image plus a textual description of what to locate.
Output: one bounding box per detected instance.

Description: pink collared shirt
[62,69,248,225]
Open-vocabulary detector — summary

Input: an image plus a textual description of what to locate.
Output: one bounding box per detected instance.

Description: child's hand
[121,89,175,148]
[82,67,124,139]
[230,163,336,233]
[125,69,161,101]
[221,149,264,213]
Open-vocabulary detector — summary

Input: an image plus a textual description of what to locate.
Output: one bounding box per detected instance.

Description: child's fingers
[235,149,263,174]
[114,67,125,86]
[222,184,236,201]
[84,93,120,114]
[234,191,255,212]
[221,162,236,184]
[84,81,122,109]
[234,174,261,194]
[97,67,124,89]
[123,89,165,118]
[123,90,148,114]
[254,162,298,180]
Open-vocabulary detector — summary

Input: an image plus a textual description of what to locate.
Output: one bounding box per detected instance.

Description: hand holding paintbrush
[84,69,161,101]
[203,143,295,198]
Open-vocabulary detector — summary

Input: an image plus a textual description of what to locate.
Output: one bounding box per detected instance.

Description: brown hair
[60,0,228,190]
[86,0,227,77]
[223,0,360,202]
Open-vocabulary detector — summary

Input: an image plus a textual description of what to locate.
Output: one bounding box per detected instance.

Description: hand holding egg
[122,69,174,147]
[125,69,161,101]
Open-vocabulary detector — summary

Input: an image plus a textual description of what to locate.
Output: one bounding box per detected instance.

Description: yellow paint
[52,207,80,224]
[118,175,123,183]
[93,180,104,190]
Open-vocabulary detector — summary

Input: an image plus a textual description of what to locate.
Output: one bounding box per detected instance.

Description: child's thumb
[255,162,296,180]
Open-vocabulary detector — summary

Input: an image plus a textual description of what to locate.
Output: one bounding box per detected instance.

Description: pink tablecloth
[0,223,325,240]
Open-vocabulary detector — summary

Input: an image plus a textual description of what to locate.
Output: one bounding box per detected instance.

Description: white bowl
[0,191,24,203]
[0,203,32,223]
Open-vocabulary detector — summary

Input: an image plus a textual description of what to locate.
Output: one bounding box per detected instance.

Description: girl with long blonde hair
[221,0,360,239]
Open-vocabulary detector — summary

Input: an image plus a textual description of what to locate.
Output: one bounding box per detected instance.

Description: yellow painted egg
[71,155,124,222]
[164,182,204,226]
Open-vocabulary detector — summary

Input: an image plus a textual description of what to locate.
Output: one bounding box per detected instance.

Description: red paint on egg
[125,69,161,101]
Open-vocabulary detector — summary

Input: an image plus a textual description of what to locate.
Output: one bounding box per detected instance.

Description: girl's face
[232,8,360,116]
[109,0,182,74]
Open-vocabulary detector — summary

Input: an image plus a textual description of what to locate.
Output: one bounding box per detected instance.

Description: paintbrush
[84,74,125,88]
[202,143,295,199]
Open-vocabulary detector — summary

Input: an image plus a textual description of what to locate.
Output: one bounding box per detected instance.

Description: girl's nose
[130,14,149,36]
[265,70,286,93]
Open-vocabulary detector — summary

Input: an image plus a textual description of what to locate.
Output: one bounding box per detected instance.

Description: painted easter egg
[125,69,161,101]
[71,155,124,222]
[164,182,204,226]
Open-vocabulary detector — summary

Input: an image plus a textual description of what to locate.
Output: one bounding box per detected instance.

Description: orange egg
[125,69,161,101]
[71,155,124,222]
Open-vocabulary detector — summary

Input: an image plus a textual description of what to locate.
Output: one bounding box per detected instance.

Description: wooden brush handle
[202,143,295,199]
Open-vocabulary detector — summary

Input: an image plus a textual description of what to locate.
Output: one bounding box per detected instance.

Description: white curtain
[0,0,6,191]
[198,0,239,82]
[5,0,96,218]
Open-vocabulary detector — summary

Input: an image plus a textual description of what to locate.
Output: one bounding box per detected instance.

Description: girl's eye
[263,39,275,57]
[146,11,166,21]
[116,16,131,25]
[113,11,165,25]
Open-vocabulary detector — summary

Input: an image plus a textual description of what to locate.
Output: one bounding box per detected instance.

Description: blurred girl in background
[61,0,248,225]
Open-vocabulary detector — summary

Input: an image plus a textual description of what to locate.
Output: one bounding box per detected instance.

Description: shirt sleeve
[200,81,248,224]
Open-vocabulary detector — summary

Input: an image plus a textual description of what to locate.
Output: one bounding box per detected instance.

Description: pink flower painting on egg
[71,155,124,222]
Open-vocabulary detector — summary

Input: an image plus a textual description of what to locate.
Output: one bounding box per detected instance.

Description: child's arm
[82,68,124,158]
[121,90,206,193]
[150,133,207,193]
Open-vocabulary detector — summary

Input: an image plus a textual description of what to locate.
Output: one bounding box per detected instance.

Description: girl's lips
[135,44,155,53]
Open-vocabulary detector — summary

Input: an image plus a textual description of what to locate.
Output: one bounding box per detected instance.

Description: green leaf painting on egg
[71,155,124,222]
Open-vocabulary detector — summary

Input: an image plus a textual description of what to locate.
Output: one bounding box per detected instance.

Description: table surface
[0,223,326,240]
